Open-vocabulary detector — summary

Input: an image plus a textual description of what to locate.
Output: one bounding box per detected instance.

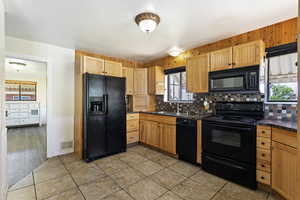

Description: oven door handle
[208,124,252,132]
[206,155,246,170]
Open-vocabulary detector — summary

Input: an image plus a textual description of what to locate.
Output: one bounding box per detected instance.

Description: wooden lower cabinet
[159,123,176,154]
[126,113,139,144]
[272,141,297,200]
[139,115,176,155]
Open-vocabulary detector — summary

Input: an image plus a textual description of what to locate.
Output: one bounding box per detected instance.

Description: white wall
[0,0,7,199]
[5,59,47,124]
[6,36,75,158]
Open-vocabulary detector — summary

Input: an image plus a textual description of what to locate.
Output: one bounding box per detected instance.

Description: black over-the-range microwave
[209,65,260,93]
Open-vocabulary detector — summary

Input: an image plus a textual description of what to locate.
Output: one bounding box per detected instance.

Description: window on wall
[164,68,193,102]
[266,43,298,103]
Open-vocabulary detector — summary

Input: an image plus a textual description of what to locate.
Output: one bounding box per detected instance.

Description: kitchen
[2,1,299,200]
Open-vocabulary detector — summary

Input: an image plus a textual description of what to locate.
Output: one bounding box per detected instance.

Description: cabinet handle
[261,164,265,168]
[262,131,265,134]
[261,142,265,145]
[232,62,236,65]
[262,154,265,157]
[228,63,232,66]
[261,176,265,180]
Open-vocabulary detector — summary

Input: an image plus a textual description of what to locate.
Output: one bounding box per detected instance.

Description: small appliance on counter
[83,73,126,162]
[202,102,264,189]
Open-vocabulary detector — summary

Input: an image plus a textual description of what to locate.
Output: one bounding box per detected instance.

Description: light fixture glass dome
[138,19,157,33]
[168,47,184,57]
[135,12,160,33]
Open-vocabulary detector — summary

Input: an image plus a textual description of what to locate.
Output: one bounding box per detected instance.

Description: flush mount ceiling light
[9,61,26,72]
[135,12,160,33]
[168,47,184,57]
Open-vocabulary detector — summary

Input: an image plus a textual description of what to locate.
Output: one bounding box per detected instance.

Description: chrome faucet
[176,103,180,114]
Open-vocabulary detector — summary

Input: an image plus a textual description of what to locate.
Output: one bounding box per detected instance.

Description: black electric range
[202,102,264,189]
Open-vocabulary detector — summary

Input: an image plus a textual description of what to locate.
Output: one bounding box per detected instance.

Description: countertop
[257,119,297,132]
[127,111,212,120]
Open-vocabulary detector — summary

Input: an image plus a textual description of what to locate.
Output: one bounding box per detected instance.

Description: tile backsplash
[155,93,297,121]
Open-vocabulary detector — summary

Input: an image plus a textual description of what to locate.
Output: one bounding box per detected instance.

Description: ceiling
[4,0,297,63]
[5,58,47,78]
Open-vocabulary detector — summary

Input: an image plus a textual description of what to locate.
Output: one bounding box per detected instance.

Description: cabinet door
[134,68,147,95]
[159,123,176,154]
[186,53,210,93]
[132,95,148,111]
[139,120,147,143]
[105,60,123,77]
[210,47,233,71]
[233,40,265,68]
[123,67,134,95]
[148,67,155,95]
[272,141,297,200]
[148,66,165,95]
[83,56,105,75]
[146,121,160,147]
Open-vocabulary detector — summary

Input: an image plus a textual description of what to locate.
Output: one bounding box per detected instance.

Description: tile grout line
[59,156,87,200]
[32,172,38,200]
[209,182,228,200]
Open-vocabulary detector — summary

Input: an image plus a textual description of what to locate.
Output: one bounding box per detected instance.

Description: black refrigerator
[83,73,126,162]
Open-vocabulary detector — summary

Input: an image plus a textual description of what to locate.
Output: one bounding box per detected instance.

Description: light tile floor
[7,145,282,200]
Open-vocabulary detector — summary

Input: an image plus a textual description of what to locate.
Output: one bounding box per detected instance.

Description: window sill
[163,100,194,104]
[264,101,297,105]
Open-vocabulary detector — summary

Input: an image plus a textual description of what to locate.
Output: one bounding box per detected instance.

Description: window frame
[266,42,297,103]
[165,71,193,103]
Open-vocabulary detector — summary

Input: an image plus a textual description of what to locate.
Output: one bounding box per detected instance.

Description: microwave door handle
[206,156,246,170]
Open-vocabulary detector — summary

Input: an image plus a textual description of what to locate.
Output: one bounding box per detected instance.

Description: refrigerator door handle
[104,94,108,114]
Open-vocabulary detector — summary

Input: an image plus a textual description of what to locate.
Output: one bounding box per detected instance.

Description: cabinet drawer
[272,127,297,148]
[256,170,271,185]
[257,126,271,138]
[139,114,176,125]
[257,137,271,150]
[127,131,139,144]
[127,120,139,132]
[127,113,139,120]
[256,160,271,173]
[257,148,271,161]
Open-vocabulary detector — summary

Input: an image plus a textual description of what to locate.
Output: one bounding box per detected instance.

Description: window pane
[268,53,298,101]
[165,71,194,102]
[169,73,180,85]
[269,83,297,101]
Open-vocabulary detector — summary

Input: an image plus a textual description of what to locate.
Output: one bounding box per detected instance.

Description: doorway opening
[5,57,47,187]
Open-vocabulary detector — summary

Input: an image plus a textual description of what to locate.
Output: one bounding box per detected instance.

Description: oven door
[202,121,256,164]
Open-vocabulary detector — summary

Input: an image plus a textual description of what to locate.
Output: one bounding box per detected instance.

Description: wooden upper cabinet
[83,56,105,75]
[104,60,122,77]
[123,67,134,95]
[233,40,265,68]
[148,66,165,95]
[134,68,148,95]
[210,47,233,71]
[272,141,297,200]
[186,53,210,93]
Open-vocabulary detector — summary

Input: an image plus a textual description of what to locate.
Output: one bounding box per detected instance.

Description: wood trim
[76,50,143,68]
[297,32,300,200]
[5,80,37,85]
[196,120,202,164]
[144,18,297,69]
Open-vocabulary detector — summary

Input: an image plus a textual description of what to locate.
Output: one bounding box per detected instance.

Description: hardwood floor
[7,125,47,186]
